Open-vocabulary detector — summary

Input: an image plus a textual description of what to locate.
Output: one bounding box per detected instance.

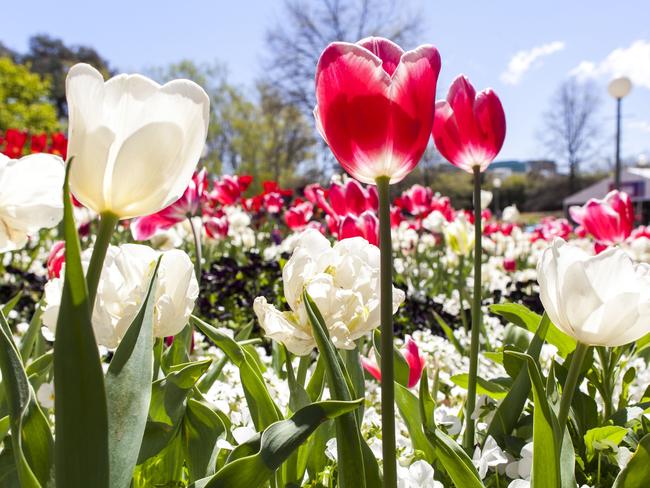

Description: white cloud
[500,41,565,85]
[570,40,650,89]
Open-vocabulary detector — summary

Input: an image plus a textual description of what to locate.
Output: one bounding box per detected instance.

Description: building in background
[563,167,650,224]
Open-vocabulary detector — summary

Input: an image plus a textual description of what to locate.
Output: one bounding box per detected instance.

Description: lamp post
[608,77,632,190]
[493,177,502,217]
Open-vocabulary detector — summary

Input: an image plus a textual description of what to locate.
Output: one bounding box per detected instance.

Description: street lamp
[608,76,632,190]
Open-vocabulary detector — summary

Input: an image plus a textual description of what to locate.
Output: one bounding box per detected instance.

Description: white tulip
[253,229,405,355]
[443,216,475,257]
[0,154,64,253]
[502,204,520,223]
[65,63,210,219]
[537,238,650,346]
[480,190,493,210]
[43,244,198,348]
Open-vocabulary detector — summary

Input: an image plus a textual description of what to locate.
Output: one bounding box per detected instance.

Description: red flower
[530,217,572,242]
[433,75,506,173]
[314,37,441,185]
[49,133,68,160]
[47,241,66,279]
[131,169,207,240]
[569,190,634,246]
[204,212,229,239]
[361,336,425,388]
[284,200,314,230]
[2,129,27,158]
[503,257,516,273]
[30,133,48,153]
[339,210,379,246]
[207,175,252,207]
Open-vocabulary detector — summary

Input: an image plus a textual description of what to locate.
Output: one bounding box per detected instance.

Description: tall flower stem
[376,175,396,488]
[86,212,119,311]
[557,342,590,433]
[188,216,203,283]
[464,166,483,450]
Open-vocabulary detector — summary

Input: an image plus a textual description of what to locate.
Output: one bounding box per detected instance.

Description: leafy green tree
[151,60,316,190]
[22,34,112,118]
[0,57,59,132]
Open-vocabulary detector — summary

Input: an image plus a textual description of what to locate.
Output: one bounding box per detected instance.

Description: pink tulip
[569,190,634,246]
[361,336,425,388]
[47,241,66,279]
[394,184,454,221]
[204,212,229,239]
[208,174,252,207]
[433,75,506,173]
[284,200,314,230]
[338,210,379,246]
[131,169,207,240]
[315,37,441,185]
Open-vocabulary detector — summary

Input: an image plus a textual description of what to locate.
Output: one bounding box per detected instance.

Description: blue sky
[4,0,650,169]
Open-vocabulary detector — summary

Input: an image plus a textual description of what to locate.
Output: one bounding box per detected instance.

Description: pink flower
[338,210,379,246]
[433,75,506,173]
[208,174,252,207]
[131,169,207,240]
[315,37,441,184]
[569,190,634,246]
[361,336,425,388]
[530,217,572,242]
[284,200,314,230]
[47,241,66,279]
[503,257,516,273]
[393,184,454,222]
[204,212,229,239]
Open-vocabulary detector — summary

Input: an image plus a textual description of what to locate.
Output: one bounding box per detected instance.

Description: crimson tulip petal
[357,36,404,76]
[360,356,382,382]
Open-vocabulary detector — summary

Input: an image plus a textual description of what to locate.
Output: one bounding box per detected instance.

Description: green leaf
[490,303,576,356]
[54,160,109,488]
[0,311,53,487]
[303,292,368,488]
[285,350,311,413]
[191,400,362,488]
[613,433,650,487]
[2,290,23,317]
[182,399,227,481]
[105,257,161,488]
[506,351,561,488]
[19,302,44,361]
[191,316,282,430]
[372,329,410,387]
[487,313,550,442]
[450,374,508,400]
[418,370,484,488]
[394,383,435,463]
[584,426,628,462]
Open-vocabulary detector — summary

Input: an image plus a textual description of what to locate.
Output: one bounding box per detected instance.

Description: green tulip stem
[557,341,590,433]
[376,175,396,488]
[86,212,119,311]
[464,166,483,450]
[188,216,203,283]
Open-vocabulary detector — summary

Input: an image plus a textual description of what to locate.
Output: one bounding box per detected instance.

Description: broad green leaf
[303,292,367,488]
[584,426,628,462]
[490,303,576,356]
[182,399,226,481]
[285,350,311,413]
[105,258,160,488]
[19,303,44,362]
[54,161,109,488]
[613,433,650,487]
[0,311,53,487]
[305,356,325,402]
[191,400,362,488]
[137,359,212,463]
[450,374,508,400]
[418,370,484,488]
[506,351,561,488]
[488,313,550,443]
[192,316,282,430]
[394,383,435,463]
[0,416,10,444]
[343,347,365,424]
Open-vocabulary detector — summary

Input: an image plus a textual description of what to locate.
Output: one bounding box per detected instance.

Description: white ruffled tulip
[537,238,650,346]
[443,216,474,257]
[0,153,64,253]
[43,244,198,348]
[253,229,405,355]
[66,63,210,219]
